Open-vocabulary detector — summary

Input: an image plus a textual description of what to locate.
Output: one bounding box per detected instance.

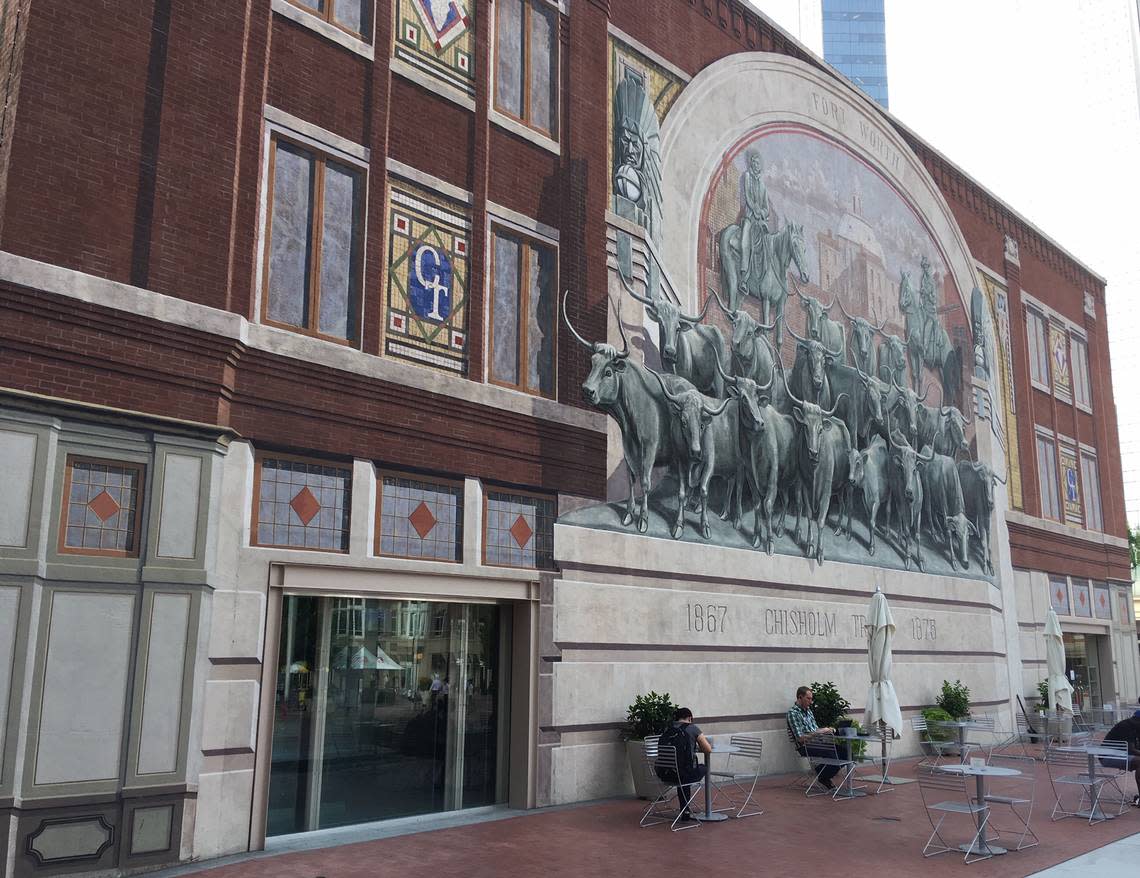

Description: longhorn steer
[564,291,689,534]
[651,370,735,540]
[921,450,975,569]
[877,333,908,387]
[828,362,883,449]
[785,318,842,408]
[887,380,929,448]
[886,416,932,572]
[785,371,851,564]
[621,273,727,398]
[717,358,797,553]
[848,434,889,555]
[915,391,971,457]
[798,291,846,361]
[709,288,777,389]
[837,298,886,376]
[958,460,1005,575]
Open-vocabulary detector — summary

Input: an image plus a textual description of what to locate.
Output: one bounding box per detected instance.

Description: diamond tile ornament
[408,500,437,539]
[1078,591,1087,606]
[411,0,470,50]
[88,489,121,522]
[290,486,321,526]
[509,514,533,549]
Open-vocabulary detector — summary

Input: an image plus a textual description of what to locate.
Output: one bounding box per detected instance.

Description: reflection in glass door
[267,596,508,835]
[1063,633,1102,713]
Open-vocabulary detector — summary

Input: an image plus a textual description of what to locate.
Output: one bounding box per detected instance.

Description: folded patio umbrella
[1044,608,1074,713]
[865,587,903,735]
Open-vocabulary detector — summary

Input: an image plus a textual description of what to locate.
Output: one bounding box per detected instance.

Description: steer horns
[650,368,730,417]
[562,289,629,358]
[784,316,842,359]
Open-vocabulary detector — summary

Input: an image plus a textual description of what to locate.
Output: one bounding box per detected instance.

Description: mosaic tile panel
[377,474,463,561]
[384,181,471,374]
[979,272,1023,509]
[394,0,475,95]
[62,458,144,555]
[484,490,555,569]
[256,457,351,551]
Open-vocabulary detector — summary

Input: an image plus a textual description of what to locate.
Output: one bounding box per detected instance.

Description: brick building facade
[0,1,1134,875]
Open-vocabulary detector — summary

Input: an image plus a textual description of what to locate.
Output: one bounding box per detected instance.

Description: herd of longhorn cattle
[563,276,1006,575]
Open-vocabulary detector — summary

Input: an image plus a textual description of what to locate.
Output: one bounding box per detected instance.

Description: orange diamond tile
[290,486,321,526]
[87,489,121,522]
[509,514,533,549]
[408,500,437,539]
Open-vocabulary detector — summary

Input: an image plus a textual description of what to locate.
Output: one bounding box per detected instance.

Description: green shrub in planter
[808,681,851,729]
[1036,679,1050,711]
[936,680,971,719]
[921,707,955,743]
[622,691,676,741]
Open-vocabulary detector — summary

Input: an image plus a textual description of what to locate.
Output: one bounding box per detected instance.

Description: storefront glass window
[1062,632,1103,714]
[267,596,507,835]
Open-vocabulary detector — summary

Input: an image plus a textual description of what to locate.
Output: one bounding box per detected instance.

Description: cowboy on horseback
[738,149,772,288]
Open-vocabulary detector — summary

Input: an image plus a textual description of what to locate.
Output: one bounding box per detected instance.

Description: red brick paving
[205,758,1138,878]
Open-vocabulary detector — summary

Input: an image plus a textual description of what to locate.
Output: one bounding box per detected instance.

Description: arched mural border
[658,52,979,326]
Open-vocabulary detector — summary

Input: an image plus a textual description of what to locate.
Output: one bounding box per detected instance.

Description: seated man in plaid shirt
[787,685,842,789]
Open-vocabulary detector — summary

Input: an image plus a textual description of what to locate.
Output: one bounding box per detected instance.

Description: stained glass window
[60,457,145,556]
[254,457,352,551]
[1071,579,1092,618]
[376,474,463,561]
[1092,583,1112,620]
[1048,576,1070,615]
[484,489,555,569]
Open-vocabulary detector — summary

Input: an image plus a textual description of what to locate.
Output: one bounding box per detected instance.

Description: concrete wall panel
[0,587,19,778]
[200,680,259,754]
[156,454,202,560]
[34,592,134,785]
[137,593,192,775]
[0,431,36,547]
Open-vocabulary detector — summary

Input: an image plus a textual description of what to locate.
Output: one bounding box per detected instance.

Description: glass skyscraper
[821,0,889,108]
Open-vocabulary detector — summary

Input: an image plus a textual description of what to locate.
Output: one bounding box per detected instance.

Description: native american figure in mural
[899,258,962,407]
[612,73,663,247]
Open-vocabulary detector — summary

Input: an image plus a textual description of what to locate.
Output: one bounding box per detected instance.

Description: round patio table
[939,763,1022,856]
[933,719,987,762]
[693,743,741,822]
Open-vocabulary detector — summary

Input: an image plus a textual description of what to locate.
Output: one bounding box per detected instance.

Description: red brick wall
[0,0,1128,555]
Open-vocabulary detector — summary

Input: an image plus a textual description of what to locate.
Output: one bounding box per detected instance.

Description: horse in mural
[717,221,809,348]
[898,270,962,408]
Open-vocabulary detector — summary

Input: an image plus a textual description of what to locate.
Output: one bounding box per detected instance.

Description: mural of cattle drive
[562,117,1005,581]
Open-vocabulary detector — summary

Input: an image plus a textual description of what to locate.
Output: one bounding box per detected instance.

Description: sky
[749,0,1140,530]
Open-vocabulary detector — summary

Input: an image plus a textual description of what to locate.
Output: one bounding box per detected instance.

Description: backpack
[655,724,695,782]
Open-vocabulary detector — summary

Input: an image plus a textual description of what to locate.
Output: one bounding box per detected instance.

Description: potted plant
[807,680,851,729]
[622,691,676,798]
[936,679,971,719]
[1036,679,1050,712]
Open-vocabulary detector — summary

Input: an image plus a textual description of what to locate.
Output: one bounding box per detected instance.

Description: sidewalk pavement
[159,757,1139,878]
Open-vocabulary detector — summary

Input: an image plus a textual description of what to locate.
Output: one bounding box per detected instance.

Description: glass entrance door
[267,596,508,835]
[1062,632,1103,713]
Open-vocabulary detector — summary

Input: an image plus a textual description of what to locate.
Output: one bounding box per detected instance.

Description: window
[1071,336,1091,409]
[1048,576,1070,615]
[376,473,464,561]
[1027,308,1049,388]
[484,488,555,569]
[287,0,371,40]
[494,0,559,137]
[59,457,145,557]
[489,226,557,397]
[1080,451,1103,531]
[1035,432,1059,521]
[264,135,364,343]
[253,455,352,551]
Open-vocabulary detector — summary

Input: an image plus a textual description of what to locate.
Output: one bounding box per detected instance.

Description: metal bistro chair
[1045,746,1112,824]
[853,723,896,795]
[709,734,765,818]
[972,754,1039,850]
[785,722,814,790]
[911,716,960,765]
[964,714,996,757]
[640,741,703,832]
[1089,739,1132,814]
[804,734,858,800]
[916,765,993,865]
[1009,712,1053,758]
